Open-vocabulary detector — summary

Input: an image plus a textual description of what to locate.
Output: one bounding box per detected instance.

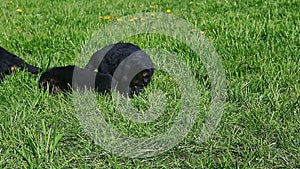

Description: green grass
[0,0,299,168]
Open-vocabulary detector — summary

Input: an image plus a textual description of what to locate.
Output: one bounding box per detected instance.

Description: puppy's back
[73,66,114,93]
[39,65,114,94]
[85,42,141,74]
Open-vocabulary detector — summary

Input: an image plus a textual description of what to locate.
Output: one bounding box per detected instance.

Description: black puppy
[0,46,40,81]
[39,65,115,94]
[85,42,154,97]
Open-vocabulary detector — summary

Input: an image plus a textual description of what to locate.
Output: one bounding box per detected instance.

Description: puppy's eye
[142,72,150,78]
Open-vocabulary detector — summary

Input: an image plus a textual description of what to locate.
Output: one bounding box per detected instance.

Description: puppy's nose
[143,78,150,84]
[131,86,143,95]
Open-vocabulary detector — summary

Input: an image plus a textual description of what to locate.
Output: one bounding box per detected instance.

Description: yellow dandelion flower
[150,4,158,9]
[99,15,111,20]
[150,13,155,17]
[189,1,193,5]
[116,18,123,22]
[166,9,171,13]
[140,17,146,21]
[191,29,205,35]
[16,8,23,13]
[104,16,111,20]
[129,17,138,22]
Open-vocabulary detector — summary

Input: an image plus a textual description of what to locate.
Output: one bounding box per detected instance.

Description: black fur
[39,65,115,94]
[85,42,154,97]
[0,46,40,81]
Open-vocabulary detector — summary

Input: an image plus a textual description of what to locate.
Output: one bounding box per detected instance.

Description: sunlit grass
[0,0,299,168]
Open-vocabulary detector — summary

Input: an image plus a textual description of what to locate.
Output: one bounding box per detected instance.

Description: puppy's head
[38,66,74,94]
[39,76,60,94]
[113,50,155,97]
[129,68,154,97]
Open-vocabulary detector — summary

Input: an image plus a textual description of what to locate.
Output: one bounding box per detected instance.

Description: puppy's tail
[25,63,41,74]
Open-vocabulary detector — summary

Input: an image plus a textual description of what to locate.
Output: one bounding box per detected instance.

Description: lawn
[0,0,299,168]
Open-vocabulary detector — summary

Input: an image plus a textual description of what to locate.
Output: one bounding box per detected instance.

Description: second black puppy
[0,46,40,81]
[39,65,115,94]
[85,42,154,97]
